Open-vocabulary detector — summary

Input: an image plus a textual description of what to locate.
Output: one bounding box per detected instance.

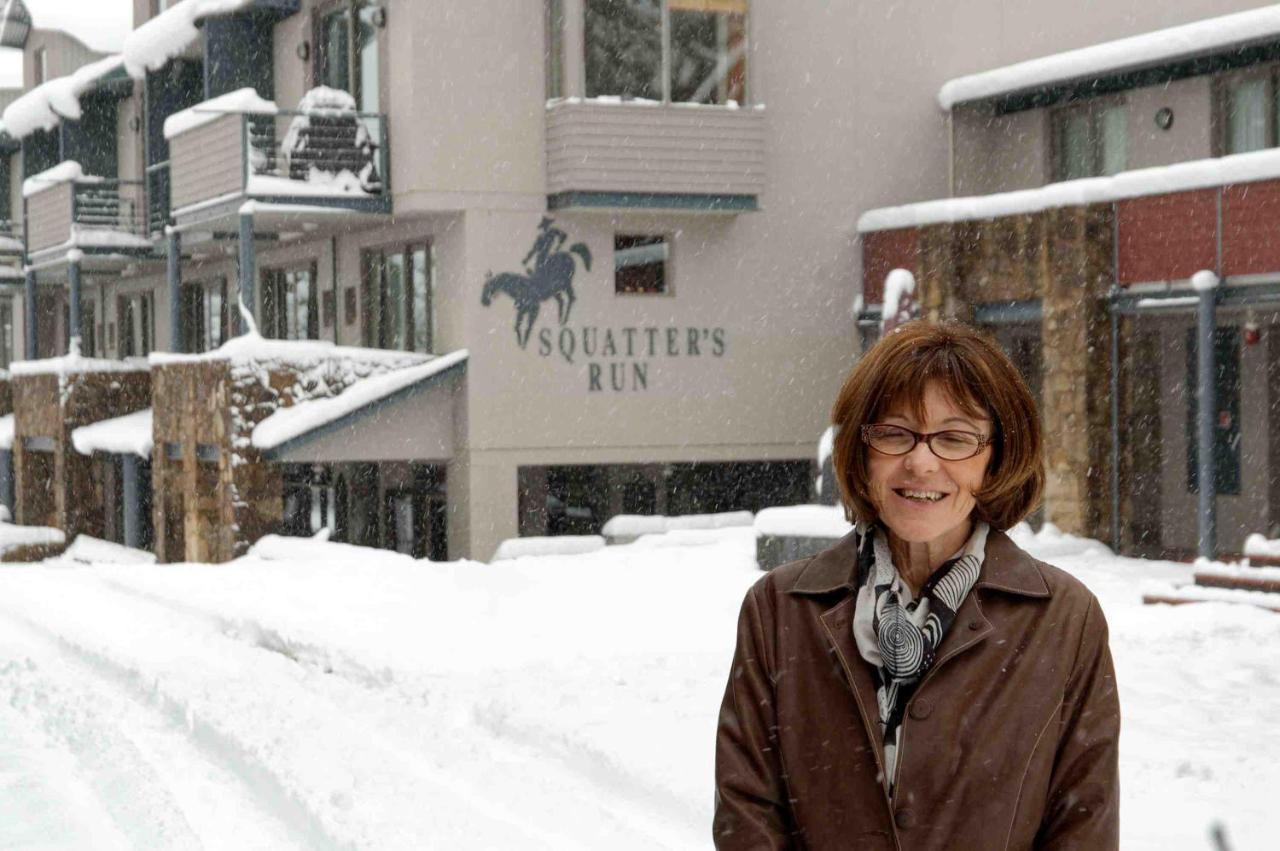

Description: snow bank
[490,536,606,561]
[71,409,153,458]
[753,505,852,539]
[0,413,13,451]
[0,521,64,555]
[251,350,467,451]
[1006,521,1114,559]
[123,0,252,79]
[58,535,156,566]
[163,87,277,139]
[601,511,754,539]
[859,146,1280,232]
[149,332,427,368]
[1244,533,1280,559]
[2,55,124,139]
[940,6,1280,110]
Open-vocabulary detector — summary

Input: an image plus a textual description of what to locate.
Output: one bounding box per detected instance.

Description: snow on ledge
[71,408,153,458]
[22,161,87,198]
[149,332,435,367]
[59,535,157,565]
[753,505,853,539]
[858,146,1280,232]
[2,54,125,139]
[491,535,606,561]
[251,350,468,451]
[124,0,254,79]
[601,511,754,538]
[10,353,149,378]
[0,413,13,451]
[0,521,65,554]
[938,6,1280,110]
[164,88,278,139]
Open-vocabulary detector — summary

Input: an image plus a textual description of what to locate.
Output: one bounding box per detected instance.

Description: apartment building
[1,0,1275,562]
[861,4,1280,559]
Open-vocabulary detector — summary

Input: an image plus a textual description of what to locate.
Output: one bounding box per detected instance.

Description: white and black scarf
[851,521,988,792]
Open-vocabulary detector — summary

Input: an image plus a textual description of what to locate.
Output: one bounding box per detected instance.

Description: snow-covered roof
[251,350,468,451]
[123,0,253,79]
[163,87,277,139]
[859,145,1280,232]
[939,5,1280,110]
[28,0,133,54]
[71,408,153,458]
[1,54,125,139]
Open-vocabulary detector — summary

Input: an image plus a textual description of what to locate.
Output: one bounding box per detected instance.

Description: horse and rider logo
[481,217,593,348]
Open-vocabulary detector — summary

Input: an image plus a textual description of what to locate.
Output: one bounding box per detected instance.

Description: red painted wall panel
[861,228,918,305]
[1223,180,1280,277]
[1116,190,1217,286]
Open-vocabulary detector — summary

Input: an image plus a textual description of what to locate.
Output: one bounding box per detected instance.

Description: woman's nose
[903,439,940,471]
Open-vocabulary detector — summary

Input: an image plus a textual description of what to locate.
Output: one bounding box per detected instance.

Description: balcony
[23,165,152,265]
[167,109,391,231]
[545,99,766,213]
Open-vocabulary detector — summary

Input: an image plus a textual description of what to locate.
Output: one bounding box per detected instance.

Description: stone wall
[12,366,152,539]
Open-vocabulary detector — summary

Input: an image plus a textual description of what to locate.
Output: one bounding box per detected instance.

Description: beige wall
[24,30,105,85]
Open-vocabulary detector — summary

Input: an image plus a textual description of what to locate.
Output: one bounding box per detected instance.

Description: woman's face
[866,381,993,552]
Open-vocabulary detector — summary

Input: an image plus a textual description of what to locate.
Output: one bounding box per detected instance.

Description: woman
[714,322,1119,850]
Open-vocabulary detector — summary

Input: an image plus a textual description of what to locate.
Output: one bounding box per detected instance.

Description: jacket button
[968,619,981,631]
[895,808,916,829]
[908,698,932,720]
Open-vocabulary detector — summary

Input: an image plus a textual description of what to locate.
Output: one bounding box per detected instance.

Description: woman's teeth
[897,489,945,502]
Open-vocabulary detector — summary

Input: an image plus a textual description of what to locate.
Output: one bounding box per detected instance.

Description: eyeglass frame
[859,423,994,461]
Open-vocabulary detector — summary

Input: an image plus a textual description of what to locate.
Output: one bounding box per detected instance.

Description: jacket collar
[787,526,1051,599]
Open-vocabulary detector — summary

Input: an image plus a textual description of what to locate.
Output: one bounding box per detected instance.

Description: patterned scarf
[851,521,988,792]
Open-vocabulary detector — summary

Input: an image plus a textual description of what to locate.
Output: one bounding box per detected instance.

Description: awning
[255,350,467,463]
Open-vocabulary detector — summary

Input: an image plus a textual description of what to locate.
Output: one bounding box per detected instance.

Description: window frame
[578,0,751,105]
[613,232,673,296]
[179,277,230,354]
[261,261,321,342]
[1215,65,1280,157]
[312,0,383,114]
[1049,97,1128,182]
[116,291,155,358]
[360,240,435,353]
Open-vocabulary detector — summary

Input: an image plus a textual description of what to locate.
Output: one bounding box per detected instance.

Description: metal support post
[67,254,82,355]
[1196,276,1218,560]
[23,267,36,359]
[238,210,255,335]
[167,228,182,352]
[122,454,142,549]
[1108,287,1121,553]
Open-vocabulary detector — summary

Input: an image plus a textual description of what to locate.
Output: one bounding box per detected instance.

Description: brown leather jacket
[714,529,1119,850]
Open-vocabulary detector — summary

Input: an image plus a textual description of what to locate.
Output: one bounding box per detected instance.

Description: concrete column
[24,267,36,359]
[238,210,255,335]
[167,228,182,352]
[0,449,13,516]
[122,453,142,549]
[1194,271,1219,559]
[67,254,82,355]
[561,0,585,98]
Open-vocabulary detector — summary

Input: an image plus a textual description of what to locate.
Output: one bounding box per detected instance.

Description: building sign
[482,217,726,392]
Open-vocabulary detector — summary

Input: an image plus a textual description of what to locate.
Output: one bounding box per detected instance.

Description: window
[1186,327,1241,496]
[615,235,669,294]
[584,0,748,104]
[262,264,319,341]
[361,243,433,352]
[118,292,155,358]
[180,278,229,354]
[315,1,381,114]
[32,47,46,86]
[0,298,12,369]
[1053,102,1127,181]
[1222,73,1276,154]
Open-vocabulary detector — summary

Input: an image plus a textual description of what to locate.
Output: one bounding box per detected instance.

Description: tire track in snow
[0,609,322,851]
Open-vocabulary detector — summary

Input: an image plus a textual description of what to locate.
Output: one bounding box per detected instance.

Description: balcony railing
[168,109,390,223]
[25,174,150,256]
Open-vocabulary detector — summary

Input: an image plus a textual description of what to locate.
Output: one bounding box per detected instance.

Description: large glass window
[361,243,433,353]
[180,278,229,354]
[1224,75,1272,154]
[1053,102,1126,181]
[316,1,381,114]
[261,264,319,341]
[117,292,154,358]
[584,0,748,104]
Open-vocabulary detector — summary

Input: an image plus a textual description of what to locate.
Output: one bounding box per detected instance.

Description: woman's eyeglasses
[860,423,992,461]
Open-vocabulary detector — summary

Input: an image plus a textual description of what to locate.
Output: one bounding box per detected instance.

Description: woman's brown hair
[831,320,1044,531]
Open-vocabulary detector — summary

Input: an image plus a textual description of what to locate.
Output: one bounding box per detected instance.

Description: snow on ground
[0,522,1276,848]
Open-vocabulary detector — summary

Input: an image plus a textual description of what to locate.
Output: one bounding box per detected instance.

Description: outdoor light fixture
[297,41,311,61]
[1154,107,1174,131]
[128,115,142,133]
[371,7,387,28]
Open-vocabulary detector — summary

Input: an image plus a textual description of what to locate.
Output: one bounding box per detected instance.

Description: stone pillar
[238,210,255,334]
[167,228,182,352]
[67,253,82,354]
[122,453,142,549]
[24,267,36,360]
